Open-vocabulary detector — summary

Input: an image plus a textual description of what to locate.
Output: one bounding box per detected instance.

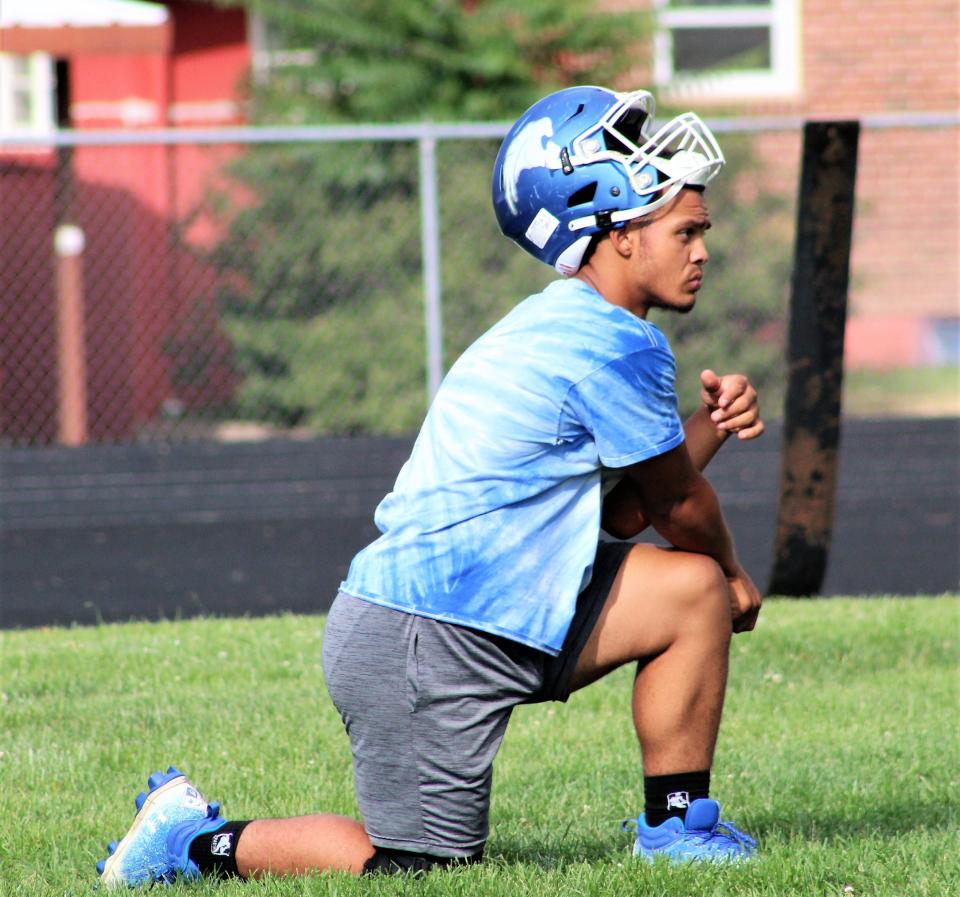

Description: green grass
[2,597,958,896]
[842,365,959,418]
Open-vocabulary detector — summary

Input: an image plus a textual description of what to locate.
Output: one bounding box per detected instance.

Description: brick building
[1,0,956,444]
[644,0,959,367]
[0,0,248,442]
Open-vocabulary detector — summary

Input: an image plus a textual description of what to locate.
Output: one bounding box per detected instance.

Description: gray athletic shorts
[322,541,632,859]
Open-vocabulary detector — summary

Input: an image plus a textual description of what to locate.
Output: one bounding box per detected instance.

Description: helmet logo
[502,117,561,214]
[525,207,560,250]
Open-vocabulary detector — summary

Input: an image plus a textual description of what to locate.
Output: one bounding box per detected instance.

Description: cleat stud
[207,801,221,818]
[135,791,147,811]
[147,770,164,790]
[96,859,105,875]
[167,765,182,776]
[108,840,119,855]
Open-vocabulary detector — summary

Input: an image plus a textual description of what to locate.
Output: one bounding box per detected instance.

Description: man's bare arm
[623,444,738,575]
[688,369,764,467]
[602,369,763,539]
[601,412,717,540]
[617,444,763,631]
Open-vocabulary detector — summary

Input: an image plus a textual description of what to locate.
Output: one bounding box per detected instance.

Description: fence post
[54,224,89,446]
[418,133,444,400]
[768,120,860,596]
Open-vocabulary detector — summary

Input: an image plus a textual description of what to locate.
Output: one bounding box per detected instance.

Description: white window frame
[0,52,55,134]
[248,13,317,85]
[653,0,801,101]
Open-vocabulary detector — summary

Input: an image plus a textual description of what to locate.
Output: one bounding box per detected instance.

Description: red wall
[0,1,248,443]
[0,158,59,443]
[629,0,959,368]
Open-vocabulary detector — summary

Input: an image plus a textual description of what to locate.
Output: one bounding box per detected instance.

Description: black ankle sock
[187,820,252,879]
[643,770,710,827]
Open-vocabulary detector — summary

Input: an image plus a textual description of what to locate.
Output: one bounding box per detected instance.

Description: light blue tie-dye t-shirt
[340,277,684,654]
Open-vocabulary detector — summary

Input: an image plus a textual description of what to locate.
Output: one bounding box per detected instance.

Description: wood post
[54,224,89,446]
[768,121,860,596]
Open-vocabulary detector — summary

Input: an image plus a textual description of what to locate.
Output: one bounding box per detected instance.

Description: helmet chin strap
[567,180,685,234]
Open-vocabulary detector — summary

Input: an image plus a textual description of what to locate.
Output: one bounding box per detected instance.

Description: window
[0,53,55,133]
[248,14,317,85]
[653,0,800,100]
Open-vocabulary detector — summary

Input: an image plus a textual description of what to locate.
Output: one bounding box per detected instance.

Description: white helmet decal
[502,117,561,215]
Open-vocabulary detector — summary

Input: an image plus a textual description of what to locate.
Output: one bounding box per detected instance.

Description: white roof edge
[0,0,169,29]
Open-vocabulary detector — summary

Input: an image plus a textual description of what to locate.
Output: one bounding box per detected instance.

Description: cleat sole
[98,773,189,886]
[146,766,184,792]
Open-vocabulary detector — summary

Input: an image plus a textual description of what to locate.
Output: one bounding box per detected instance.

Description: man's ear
[608,225,634,260]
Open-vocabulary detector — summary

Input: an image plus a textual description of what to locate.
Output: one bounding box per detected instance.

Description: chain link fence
[1,116,956,446]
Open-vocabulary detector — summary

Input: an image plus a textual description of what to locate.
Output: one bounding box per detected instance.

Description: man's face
[626,188,712,315]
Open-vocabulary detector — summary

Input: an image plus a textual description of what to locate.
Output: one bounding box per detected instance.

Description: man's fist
[726,565,763,633]
[700,369,764,440]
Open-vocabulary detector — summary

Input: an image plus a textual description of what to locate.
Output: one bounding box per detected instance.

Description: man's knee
[573,545,732,681]
[669,552,730,624]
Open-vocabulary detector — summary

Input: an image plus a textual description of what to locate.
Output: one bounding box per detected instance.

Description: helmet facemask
[567,92,725,234]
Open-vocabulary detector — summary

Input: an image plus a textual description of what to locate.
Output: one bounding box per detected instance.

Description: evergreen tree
[228,0,646,123]
[196,1,788,433]
[201,0,649,432]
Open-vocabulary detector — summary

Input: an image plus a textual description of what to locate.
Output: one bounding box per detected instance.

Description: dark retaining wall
[2,419,957,628]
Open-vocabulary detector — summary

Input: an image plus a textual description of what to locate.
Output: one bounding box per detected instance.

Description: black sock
[643,770,710,827]
[187,820,252,879]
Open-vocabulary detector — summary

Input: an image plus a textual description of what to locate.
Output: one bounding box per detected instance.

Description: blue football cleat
[625,798,757,863]
[97,766,228,887]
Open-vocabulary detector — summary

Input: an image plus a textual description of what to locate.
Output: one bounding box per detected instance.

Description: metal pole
[418,134,444,400]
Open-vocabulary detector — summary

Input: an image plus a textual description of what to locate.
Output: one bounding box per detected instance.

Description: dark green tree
[200,0,648,433]
[198,1,789,432]
[225,0,646,123]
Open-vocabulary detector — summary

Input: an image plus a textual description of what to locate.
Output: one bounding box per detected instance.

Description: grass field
[842,366,959,419]
[2,596,957,897]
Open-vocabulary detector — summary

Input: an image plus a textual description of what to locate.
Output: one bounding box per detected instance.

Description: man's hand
[727,565,762,633]
[700,369,764,440]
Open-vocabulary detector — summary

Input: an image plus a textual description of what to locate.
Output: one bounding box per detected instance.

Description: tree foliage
[199,0,651,432]
[223,0,646,123]
[197,1,790,433]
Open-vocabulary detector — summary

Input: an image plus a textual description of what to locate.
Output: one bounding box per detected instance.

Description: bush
[198,3,791,432]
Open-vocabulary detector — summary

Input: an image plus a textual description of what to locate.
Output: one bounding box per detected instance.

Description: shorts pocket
[405,621,421,713]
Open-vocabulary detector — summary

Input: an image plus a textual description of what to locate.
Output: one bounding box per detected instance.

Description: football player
[97,85,764,886]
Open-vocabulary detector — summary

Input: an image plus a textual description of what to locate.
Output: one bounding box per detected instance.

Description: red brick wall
[646,0,959,365]
[801,0,958,115]
[851,127,958,319]
[794,0,957,363]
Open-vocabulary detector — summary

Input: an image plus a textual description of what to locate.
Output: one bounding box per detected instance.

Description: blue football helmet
[492,86,724,275]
